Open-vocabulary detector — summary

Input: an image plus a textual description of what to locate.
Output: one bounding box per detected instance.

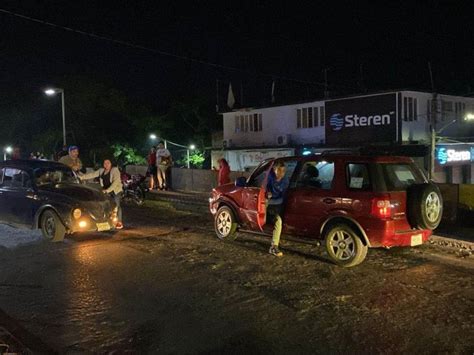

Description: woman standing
[147,146,157,190]
[217,158,231,186]
[80,159,124,230]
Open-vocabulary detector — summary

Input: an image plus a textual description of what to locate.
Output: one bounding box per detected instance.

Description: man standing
[155,142,171,190]
[266,161,289,257]
[59,146,83,173]
[79,159,124,230]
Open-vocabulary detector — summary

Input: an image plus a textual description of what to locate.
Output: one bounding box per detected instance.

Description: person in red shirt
[217,158,231,186]
[147,146,157,189]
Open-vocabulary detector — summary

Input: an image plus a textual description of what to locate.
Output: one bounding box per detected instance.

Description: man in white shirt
[155,141,172,190]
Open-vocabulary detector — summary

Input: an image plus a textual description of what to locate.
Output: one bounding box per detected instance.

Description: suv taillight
[371,199,392,219]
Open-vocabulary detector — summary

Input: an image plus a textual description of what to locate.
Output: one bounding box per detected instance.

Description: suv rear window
[380,163,424,191]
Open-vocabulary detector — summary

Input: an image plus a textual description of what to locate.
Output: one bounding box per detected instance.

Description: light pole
[188,144,196,169]
[44,88,66,146]
[3,146,12,161]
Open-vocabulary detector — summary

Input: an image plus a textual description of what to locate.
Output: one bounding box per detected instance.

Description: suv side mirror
[235,176,247,187]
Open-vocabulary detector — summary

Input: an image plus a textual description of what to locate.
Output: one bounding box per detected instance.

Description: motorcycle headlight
[73,208,82,219]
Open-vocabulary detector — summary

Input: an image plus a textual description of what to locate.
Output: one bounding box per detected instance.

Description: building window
[235,116,239,133]
[234,114,262,133]
[313,107,319,127]
[403,97,417,121]
[297,106,323,129]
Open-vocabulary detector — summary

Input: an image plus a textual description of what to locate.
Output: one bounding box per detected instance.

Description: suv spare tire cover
[406,183,443,230]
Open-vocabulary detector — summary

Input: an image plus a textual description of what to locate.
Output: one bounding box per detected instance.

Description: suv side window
[346,163,371,190]
[296,161,335,190]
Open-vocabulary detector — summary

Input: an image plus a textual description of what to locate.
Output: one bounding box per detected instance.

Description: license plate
[97,222,111,232]
[411,233,423,246]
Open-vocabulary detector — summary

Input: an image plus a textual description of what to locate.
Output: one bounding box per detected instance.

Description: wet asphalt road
[0,201,473,354]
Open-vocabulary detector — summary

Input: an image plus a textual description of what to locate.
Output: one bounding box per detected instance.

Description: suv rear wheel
[214,206,238,240]
[324,224,368,267]
[40,210,66,242]
[407,183,443,230]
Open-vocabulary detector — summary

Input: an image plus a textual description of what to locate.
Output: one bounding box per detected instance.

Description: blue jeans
[113,192,123,222]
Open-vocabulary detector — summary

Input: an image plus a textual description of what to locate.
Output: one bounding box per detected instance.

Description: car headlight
[73,208,82,219]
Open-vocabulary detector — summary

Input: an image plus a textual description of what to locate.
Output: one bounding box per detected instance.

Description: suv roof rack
[320,149,360,156]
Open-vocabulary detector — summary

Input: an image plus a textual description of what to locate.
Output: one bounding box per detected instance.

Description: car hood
[38,183,108,202]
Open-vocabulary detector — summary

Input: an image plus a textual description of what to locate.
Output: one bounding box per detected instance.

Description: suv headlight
[73,208,82,219]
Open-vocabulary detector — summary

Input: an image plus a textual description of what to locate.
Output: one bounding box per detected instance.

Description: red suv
[209,154,443,267]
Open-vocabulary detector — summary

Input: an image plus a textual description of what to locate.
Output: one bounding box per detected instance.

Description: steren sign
[325,93,398,145]
[436,145,474,166]
[344,112,394,127]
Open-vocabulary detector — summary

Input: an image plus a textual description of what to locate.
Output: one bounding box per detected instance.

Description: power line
[0,8,356,90]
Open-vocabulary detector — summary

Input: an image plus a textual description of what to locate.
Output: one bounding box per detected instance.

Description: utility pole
[323,68,329,99]
[428,62,437,180]
[359,63,366,92]
[216,79,220,113]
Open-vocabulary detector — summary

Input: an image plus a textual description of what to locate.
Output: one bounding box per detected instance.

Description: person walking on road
[79,159,124,230]
[59,146,83,173]
[147,146,157,190]
[266,161,289,257]
[155,142,172,190]
[217,158,231,186]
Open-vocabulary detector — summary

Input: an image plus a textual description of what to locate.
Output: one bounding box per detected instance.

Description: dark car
[209,154,443,267]
[0,160,118,241]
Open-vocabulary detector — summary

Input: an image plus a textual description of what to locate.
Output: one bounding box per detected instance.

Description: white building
[216,90,474,183]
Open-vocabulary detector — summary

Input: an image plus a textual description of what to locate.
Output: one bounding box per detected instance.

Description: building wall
[223,101,325,149]
[223,91,474,149]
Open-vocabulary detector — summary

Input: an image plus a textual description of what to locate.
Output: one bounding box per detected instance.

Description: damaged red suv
[209,154,443,267]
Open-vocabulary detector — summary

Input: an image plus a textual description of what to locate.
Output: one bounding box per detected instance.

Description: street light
[465,113,474,121]
[44,88,66,146]
[187,144,196,169]
[3,146,12,161]
[149,133,157,140]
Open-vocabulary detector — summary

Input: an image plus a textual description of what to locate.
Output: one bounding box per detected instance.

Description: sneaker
[115,222,124,230]
[269,245,283,257]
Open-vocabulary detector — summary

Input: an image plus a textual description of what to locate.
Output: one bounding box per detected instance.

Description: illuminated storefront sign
[436,145,474,166]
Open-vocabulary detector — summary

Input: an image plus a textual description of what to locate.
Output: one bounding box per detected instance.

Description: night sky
[1,1,473,112]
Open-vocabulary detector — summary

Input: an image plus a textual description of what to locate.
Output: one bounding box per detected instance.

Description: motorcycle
[121,171,148,206]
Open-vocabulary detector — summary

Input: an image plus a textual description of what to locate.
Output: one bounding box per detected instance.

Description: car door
[0,168,36,227]
[240,160,273,230]
[284,159,340,237]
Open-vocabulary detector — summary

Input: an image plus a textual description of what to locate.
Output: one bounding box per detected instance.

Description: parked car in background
[209,153,443,267]
[0,160,118,242]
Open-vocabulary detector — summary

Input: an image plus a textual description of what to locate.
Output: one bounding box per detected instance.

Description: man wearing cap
[59,146,83,173]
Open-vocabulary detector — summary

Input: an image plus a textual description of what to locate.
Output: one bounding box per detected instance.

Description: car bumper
[68,214,118,234]
[365,220,432,247]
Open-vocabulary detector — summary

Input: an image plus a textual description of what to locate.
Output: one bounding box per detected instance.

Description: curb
[429,235,474,256]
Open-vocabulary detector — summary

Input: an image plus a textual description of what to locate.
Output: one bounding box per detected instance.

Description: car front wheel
[324,224,368,267]
[40,210,66,242]
[214,206,238,240]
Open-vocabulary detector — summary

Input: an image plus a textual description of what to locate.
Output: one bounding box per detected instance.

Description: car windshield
[380,163,425,191]
[34,167,78,186]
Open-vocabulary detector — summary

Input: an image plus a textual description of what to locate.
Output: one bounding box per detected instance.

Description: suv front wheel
[324,224,368,267]
[214,206,238,240]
